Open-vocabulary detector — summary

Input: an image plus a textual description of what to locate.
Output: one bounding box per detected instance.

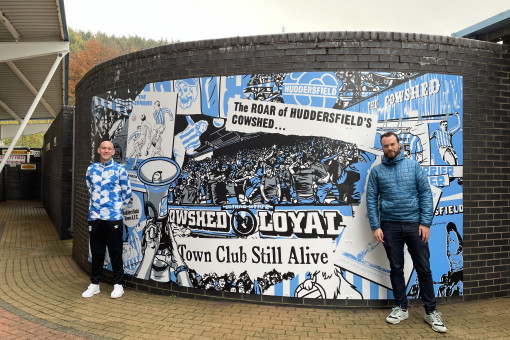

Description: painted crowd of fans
[168,137,375,206]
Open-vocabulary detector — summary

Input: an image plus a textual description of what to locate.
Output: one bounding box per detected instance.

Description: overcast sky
[64,0,510,42]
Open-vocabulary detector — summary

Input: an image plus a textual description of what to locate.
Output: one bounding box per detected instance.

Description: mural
[89,71,463,300]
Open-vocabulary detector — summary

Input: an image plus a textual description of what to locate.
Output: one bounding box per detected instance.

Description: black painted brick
[42,106,74,240]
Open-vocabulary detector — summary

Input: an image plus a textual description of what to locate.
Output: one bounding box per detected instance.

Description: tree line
[68,28,174,104]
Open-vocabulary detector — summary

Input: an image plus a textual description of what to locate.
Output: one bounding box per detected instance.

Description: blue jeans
[381,221,436,312]
[316,182,333,203]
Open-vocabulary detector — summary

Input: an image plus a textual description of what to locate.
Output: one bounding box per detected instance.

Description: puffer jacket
[366,150,433,230]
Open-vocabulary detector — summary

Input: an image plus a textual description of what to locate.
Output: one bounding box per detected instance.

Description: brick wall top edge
[76,30,509,92]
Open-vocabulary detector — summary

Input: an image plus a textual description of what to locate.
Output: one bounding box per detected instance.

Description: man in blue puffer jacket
[366,131,447,333]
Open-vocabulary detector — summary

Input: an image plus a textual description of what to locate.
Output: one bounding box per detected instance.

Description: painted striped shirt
[153,107,173,125]
[430,119,460,148]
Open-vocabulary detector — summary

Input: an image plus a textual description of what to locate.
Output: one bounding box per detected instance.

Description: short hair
[380,131,400,143]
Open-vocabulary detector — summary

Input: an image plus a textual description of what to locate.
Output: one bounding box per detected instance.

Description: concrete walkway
[0,200,508,339]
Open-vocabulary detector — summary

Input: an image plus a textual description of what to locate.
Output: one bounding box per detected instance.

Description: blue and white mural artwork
[89,71,463,300]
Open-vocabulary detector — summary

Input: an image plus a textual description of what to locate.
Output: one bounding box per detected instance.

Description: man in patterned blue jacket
[366,132,446,333]
[82,141,132,299]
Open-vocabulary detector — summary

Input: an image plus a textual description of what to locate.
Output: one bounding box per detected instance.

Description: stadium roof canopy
[452,9,510,43]
[0,0,69,171]
[0,0,69,122]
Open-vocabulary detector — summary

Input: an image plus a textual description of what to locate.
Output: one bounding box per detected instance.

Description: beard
[384,147,400,160]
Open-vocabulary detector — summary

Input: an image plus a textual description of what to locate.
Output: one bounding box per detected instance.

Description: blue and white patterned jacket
[366,150,433,231]
[86,159,132,221]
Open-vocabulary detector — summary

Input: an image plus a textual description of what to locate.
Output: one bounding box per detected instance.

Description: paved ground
[0,200,509,339]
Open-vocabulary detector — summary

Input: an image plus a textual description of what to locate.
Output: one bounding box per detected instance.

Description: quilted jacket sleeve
[416,162,433,226]
[366,167,380,230]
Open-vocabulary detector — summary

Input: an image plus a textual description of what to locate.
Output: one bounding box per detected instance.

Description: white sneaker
[82,284,100,298]
[386,306,409,324]
[111,284,124,299]
[424,310,447,333]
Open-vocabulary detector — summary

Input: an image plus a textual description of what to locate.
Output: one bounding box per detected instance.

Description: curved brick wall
[73,32,510,307]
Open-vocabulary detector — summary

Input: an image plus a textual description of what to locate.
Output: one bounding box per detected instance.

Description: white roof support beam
[0,51,67,174]
[0,9,21,41]
[0,41,69,63]
[0,100,22,122]
[7,61,58,117]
